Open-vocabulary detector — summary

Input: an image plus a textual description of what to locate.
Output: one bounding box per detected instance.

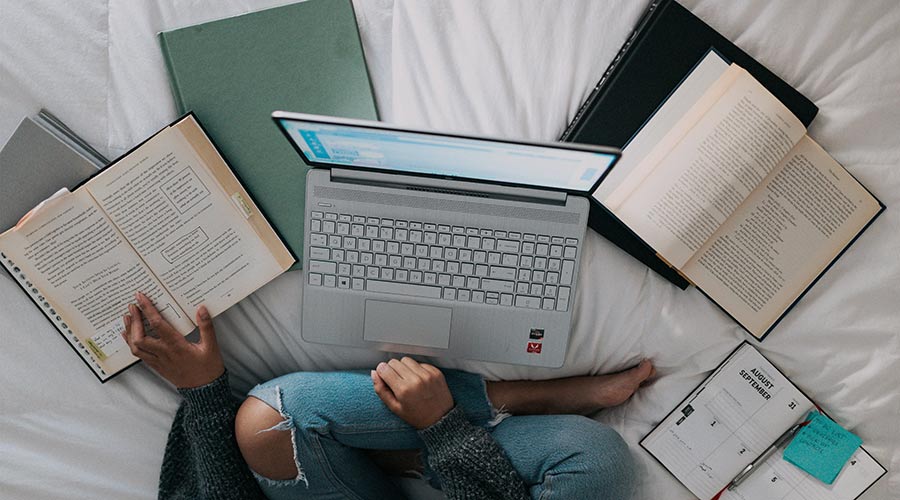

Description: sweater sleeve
[418,406,531,500]
[158,372,266,500]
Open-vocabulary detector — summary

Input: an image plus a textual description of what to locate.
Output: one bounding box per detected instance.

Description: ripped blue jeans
[247,370,635,500]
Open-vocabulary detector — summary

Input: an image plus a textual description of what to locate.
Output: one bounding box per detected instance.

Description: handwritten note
[87,321,129,361]
[783,412,862,484]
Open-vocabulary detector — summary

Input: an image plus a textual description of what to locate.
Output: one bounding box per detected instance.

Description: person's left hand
[121,292,224,389]
[371,357,454,429]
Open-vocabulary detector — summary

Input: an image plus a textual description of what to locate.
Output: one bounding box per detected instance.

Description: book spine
[158,33,188,114]
[0,252,108,380]
[35,110,109,167]
[559,0,668,141]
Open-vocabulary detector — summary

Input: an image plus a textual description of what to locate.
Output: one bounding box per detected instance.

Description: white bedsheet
[1,1,898,498]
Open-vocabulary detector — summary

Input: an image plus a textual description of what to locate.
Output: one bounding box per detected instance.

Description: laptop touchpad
[364,300,451,349]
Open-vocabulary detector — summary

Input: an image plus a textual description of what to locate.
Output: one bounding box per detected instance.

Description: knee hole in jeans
[235,396,303,483]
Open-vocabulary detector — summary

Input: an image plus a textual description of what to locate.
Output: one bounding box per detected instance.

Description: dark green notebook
[159,0,378,269]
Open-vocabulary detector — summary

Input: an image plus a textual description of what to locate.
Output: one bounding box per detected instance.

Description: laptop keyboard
[306,211,577,312]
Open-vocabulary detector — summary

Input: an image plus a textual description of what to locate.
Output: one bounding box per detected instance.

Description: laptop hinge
[329,168,568,205]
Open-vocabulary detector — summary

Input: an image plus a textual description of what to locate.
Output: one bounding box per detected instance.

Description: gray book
[0,110,106,233]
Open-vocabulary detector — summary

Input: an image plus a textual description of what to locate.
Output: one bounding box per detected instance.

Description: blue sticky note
[783,412,863,484]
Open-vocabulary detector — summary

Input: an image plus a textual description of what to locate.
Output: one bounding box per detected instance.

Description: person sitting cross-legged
[123,292,653,500]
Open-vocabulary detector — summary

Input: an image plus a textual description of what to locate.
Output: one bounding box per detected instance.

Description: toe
[633,359,654,383]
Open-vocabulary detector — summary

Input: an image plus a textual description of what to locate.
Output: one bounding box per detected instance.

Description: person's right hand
[371,357,454,429]
[121,292,224,389]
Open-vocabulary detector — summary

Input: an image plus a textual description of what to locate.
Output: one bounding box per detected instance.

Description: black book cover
[561,0,818,288]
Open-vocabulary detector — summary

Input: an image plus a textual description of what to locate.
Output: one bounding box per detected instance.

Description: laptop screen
[275,116,618,193]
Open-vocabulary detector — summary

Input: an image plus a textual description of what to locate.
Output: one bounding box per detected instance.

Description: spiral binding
[1,251,107,378]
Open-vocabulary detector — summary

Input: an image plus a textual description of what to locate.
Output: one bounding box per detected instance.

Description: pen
[726,422,805,491]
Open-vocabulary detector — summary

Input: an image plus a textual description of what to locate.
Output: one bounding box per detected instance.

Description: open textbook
[0,114,294,381]
[594,51,884,339]
[641,343,886,500]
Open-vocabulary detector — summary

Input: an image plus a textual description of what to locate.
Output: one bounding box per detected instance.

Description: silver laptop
[273,112,620,367]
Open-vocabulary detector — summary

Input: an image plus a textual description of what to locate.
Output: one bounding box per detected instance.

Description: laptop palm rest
[363,300,452,349]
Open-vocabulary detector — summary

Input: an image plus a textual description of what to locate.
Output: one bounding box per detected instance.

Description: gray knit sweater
[158,372,530,500]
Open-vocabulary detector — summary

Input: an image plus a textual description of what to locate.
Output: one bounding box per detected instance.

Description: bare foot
[366,362,657,473]
[585,359,656,409]
[486,359,656,416]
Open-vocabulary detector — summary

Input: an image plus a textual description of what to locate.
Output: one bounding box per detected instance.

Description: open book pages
[680,136,881,336]
[593,51,730,204]
[642,343,885,500]
[595,52,882,338]
[610,61,807,267]
[0,115,293,380]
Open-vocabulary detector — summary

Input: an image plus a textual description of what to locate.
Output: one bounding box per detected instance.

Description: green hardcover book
[158,0,378,269]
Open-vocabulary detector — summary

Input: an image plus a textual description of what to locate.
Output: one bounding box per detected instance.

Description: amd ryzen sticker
[529,328,544,340]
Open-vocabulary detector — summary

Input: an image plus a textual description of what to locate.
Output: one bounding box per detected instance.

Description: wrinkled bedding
[1,1,898,498]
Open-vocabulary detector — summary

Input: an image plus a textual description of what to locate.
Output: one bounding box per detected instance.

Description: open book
[641,343,886,500]
[0,114,294,381]
[594,51,884,339]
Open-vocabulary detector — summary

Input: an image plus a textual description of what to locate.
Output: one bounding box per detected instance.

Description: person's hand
[122,292,224,389]
[371,357,454,429]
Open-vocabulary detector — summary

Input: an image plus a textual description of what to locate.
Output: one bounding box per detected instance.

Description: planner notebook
[591,50,883,340]
[0,114,294,381]
[0,110,105,234]
[560,0,818,288]
[641,343,886,500]
[159,0,379,269]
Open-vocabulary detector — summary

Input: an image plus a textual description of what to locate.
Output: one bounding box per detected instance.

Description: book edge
[0,255,122,382]
[157,32,187,114]
[559,0,670,141]
[754,200,886,341]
